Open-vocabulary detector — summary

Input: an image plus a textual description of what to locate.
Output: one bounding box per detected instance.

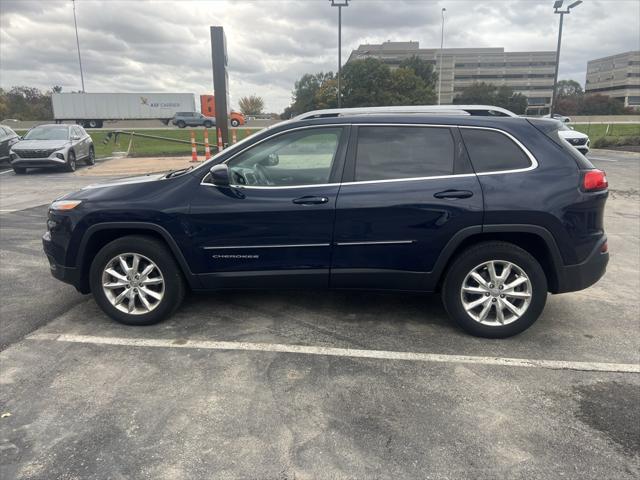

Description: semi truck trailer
[51,93,196,128]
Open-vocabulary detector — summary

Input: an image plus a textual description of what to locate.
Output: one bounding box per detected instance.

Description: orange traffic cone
[203,129,211,160]
[190,131,198,162]
[217,128,223,151]
[232,129,237,144]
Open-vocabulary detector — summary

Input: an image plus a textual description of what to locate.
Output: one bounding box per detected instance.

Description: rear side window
[355,126,455,181]
[460,128,531,173]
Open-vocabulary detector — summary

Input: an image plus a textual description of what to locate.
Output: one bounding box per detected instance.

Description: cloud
[0,0,638,112]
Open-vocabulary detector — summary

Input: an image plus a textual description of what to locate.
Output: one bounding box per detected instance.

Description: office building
[348,41,556,114]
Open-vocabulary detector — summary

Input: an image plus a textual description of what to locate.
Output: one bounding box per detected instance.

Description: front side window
[227,127,343,186]
[354,126,455,181]
[460,129,531,173]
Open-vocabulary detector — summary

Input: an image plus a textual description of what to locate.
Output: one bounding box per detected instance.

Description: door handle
[292,196,329,205]
[433,189,474,199]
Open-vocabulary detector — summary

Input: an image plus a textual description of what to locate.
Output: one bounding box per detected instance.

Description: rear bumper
[554,238,608,294]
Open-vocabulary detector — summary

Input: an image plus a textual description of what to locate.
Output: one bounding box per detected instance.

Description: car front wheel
[64,150,76,172]
[442,242,547,338]
[230,119,240,127]
[85,146,96,165]
[90,235,185,325]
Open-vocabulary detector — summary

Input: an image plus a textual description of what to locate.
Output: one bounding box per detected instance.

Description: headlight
[50,200,82,211]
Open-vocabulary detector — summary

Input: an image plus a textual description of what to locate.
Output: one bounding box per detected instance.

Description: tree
[291,72,334,115]
[398,55,438,88]
[556,79,583,98]
[52,85,63,93]
[0,86,54,120]
[341,58,393,107]
[579,94,629,115]
[314,77,338,110]
[238,95,265,115]
[388,67,436,105]
[454,82,527,114]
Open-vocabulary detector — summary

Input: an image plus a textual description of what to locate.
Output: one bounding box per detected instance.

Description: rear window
[355,126,455,181]
[460,128,531,173]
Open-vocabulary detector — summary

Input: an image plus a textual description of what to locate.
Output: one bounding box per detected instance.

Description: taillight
[582,169,608,192]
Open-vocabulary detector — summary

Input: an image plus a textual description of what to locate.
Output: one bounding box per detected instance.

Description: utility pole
[331,1,349,108]
[72,0,85,92]
[438,7,446,105]
[550,0,582,115]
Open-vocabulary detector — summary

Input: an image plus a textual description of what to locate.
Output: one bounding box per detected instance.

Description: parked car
[557,123,590,154]
[0,125,20,162]
[10,124,94,174]
[43,106,609,338]
[544,113,571,123]
[171,112,216,128]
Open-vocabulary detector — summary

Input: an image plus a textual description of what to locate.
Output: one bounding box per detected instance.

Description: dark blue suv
[43,107,609,337]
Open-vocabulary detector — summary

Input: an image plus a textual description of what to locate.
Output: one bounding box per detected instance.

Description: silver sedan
[10,124,95,174]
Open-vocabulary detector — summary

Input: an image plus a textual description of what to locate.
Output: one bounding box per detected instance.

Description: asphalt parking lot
[0,150,638,479]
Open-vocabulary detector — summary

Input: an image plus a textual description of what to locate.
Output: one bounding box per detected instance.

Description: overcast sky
[1,0,639,112]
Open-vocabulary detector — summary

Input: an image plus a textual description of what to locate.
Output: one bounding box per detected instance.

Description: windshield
[24,126,69,141]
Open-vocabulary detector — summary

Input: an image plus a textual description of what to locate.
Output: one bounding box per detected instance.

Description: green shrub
[592,135,640,148]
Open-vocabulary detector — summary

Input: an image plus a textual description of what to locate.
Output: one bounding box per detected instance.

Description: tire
[441,241,547,338]
[204,121,212,128]
[177,120,186,128]
[87,119,99,128]
[85,146,95,165]
[13,167,26,174]
[230,119,240,127]
[89,235,186,326]
[64,150,76,172]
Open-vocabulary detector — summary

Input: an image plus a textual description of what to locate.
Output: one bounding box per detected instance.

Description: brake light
[582,169,608,191]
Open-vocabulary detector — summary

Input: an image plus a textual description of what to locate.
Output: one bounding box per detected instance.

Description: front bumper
[11,156,66,168]
[554,238,608,294]
[43,231,83,290]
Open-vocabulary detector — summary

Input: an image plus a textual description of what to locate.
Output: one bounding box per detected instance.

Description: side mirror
[264,153,279,166]
[209,163,230,186]
[71,135,81,141]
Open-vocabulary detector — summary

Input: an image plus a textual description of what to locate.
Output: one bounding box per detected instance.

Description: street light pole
[550,0,582,116]
[331,0,349,108]
[438,7,446,105]
[72,0,85,92]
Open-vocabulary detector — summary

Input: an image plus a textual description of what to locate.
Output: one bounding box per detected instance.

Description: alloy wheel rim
[460,260,532,326]
[101,253,165,315]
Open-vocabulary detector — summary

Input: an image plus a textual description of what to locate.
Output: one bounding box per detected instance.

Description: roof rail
[293,104,519,121]
[294,105,473,120]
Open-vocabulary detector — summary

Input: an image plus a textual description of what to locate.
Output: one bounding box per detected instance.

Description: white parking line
[28,333,640,374]
[0,169,14,175]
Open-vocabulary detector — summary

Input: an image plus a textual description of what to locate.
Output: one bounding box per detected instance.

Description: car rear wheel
[442,241,547,338]
[230,119,240,127]
[64,150,76,172]
[90,236,185,325]
[85,146,95,165]
[177,120,186,128]
[13,167,26,174]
